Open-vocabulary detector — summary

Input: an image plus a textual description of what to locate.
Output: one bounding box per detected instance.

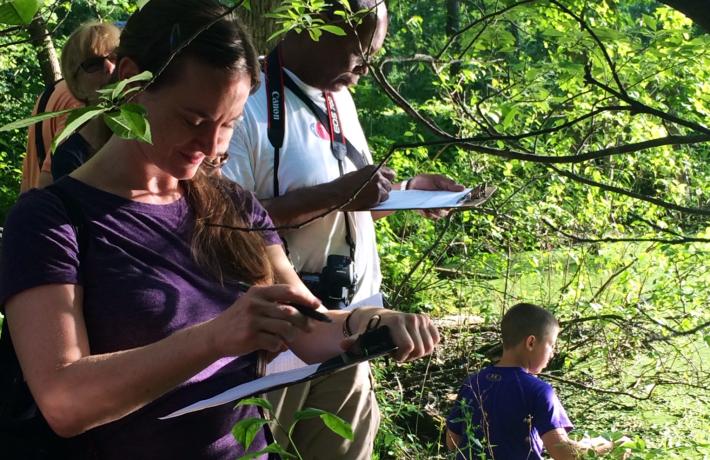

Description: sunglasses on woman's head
[78,52,117,74]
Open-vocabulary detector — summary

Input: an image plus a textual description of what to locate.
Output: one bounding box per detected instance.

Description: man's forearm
[261,181,346,227]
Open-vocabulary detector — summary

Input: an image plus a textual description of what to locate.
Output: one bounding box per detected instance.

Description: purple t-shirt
[0,177,282,460]
[446,366,573,460]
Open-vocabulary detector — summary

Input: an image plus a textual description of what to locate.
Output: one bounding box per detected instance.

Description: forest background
[0,0,709,458]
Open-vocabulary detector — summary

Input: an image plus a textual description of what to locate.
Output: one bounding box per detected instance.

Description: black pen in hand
[236,282,333,323]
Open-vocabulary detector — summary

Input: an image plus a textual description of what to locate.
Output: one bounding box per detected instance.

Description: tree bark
[658,0,710,33]
[237,1,280,55]
[446,0,461,76]
[27,16,60,85]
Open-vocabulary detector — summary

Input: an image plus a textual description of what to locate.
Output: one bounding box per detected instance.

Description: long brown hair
[184,172,272,285]
[119,0,269,284]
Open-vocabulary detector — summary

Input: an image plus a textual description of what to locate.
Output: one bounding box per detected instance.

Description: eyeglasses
[202,153,230,171]
[77,52,117,75]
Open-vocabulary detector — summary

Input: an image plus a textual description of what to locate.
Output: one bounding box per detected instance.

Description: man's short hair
[501,303,559,349]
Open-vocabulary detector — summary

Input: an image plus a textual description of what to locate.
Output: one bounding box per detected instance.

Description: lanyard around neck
[264,48,358,260]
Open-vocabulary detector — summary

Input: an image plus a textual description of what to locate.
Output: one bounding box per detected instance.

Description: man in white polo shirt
[224,1,462,458]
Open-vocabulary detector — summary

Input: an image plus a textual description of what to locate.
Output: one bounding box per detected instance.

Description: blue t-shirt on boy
[446,366,573,460]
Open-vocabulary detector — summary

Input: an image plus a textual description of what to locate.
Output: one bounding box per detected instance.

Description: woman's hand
[345,309,440,362]
[210,284,322,356]
[380,311,440,361]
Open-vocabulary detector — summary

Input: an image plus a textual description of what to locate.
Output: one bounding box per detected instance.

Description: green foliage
[232,418,270,452]
[0,0,136,221]
[354,0,710,458]
[265,0,344,41]
[293,407,354,441]
[103,103,152,144]
[0,0,43,25]
[264,0,378,42]
[0,69,154,154]
[235,396,274,412]
[236,443,296,460]
[0,1,708,458]
[233,397,353,460]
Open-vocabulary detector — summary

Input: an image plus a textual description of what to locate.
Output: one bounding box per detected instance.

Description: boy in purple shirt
[446,303,620,459]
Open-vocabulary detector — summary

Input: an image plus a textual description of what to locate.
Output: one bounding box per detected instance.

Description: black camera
[300,255,356,310]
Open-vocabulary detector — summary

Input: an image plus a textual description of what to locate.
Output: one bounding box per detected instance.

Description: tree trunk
[446,0,461,76]
[27,16,61,85]
[237,1,280,55]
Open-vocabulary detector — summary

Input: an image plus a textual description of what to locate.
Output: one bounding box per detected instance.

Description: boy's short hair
[501,303,559,349]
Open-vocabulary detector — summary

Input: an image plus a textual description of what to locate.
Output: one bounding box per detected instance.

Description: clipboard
[160,327,397,420]
[369,184,496,211]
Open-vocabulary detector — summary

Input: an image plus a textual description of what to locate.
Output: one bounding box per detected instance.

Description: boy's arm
[541,429,580,460]
[542,428,617,459]
[446,428,463,451]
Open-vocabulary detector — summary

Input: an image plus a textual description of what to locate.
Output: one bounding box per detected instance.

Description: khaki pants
[266,362,380,460]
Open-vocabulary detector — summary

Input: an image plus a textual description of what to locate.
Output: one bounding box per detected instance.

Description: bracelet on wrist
[343,308,358,337]
[343,309,383,338]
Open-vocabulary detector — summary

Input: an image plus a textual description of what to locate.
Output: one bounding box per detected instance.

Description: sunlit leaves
[0,108,74,132]
[0,70,154,151]
[103,104,151,144]
[0,0,43,25]
[263,0,376,42]
[51,106,108,152]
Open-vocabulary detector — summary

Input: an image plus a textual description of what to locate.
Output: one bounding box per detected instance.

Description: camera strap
[265,48,360,260]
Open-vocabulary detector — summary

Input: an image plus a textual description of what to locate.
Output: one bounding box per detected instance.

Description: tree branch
[548,165,710,216]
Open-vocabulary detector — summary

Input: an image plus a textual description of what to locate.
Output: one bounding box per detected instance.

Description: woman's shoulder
[7,185,72,226]
[0,183,83,307]
[3,183,82,250]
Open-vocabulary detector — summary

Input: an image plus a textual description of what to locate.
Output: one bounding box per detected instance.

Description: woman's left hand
[374,310,440,362]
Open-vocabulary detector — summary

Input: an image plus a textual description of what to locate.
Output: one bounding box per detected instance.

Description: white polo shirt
[224,69,381,302]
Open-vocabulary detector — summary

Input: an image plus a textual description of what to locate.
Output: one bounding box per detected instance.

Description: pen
[236,282,333,323]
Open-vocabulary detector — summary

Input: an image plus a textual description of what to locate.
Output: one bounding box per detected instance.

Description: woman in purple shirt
[0,1,440,459]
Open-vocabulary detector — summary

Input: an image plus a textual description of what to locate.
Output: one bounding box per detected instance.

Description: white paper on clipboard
[369,185,496,211]
[159,293,386,420]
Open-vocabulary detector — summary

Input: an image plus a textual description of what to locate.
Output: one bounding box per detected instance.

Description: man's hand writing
[338,165,396,211]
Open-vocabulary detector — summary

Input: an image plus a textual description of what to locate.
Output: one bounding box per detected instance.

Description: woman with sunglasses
[51,21,120,182]
[0,1,439,459]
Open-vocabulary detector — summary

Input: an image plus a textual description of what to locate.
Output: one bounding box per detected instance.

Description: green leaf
[235,397,273,413]
[501,107,518,129]
[50,106,108,153]
[293,407,328,422]
[110,70,153,101]
[293,408,353,441]
[319,412,354,441]
[0,108,73,132]
[320,25,346,36]
[231,417,269,451]
[235,443,296,460]
[0,0,43,25]
[103,103,152,144]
